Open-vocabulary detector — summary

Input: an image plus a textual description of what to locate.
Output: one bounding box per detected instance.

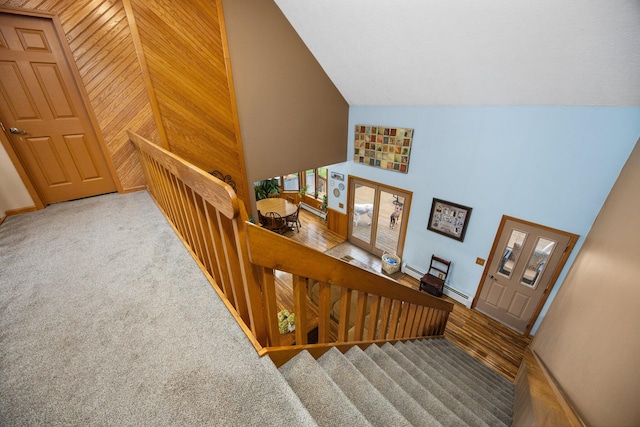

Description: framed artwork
[427,198,472,242]
[354,124,413,173]
[330,172,344,181]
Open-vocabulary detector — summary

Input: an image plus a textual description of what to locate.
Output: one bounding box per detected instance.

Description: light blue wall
[328,106,640,333]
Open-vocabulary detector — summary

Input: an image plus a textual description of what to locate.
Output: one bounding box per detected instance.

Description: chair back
[420,255,451,297]
[264,211,286,234]
[427,255,451,282]
[291,203,301,220]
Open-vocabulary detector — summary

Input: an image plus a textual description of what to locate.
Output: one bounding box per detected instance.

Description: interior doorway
[0,9,117,205]
[473,216,578,335]
[347,176,411,258]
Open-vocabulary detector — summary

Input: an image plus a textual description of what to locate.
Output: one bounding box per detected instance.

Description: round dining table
[256,197,298,217]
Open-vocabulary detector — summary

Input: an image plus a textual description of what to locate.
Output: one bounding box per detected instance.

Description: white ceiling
[274,0,640,106]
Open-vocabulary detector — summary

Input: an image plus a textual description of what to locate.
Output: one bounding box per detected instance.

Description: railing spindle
[318,282,332,343]
[293,274,308,345]
[411,306,424,337]
[366,295,381,341]
[378,297,393,340]
[397,301,410,338]
[217,209,249,323]
[388,300,402,339]
[204,203,233,300]
[352,291,368,341]
[336,287,352,342]
[260,267,280,347]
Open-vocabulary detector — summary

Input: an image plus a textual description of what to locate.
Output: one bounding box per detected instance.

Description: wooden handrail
[246,224,452,311]
[128,131,453,366]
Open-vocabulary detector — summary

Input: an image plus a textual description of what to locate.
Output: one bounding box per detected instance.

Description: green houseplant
[254,178,280,201]
[320,194,328,212]
[298,184,309,200]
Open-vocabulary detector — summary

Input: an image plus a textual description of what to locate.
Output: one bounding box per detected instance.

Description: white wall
[328,106,640,332]
[0,143,33,219]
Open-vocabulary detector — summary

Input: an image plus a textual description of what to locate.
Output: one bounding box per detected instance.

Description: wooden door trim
[472,215,579,336]
[0,6,123,205]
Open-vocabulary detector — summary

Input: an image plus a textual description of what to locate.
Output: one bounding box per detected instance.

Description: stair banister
[246,224,452,312]
[128,130,453,367]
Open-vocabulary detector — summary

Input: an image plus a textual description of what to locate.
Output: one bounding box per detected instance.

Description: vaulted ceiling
[274,0,640,106]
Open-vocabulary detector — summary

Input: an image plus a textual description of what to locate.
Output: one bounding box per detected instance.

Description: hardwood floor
[276,209,530,382]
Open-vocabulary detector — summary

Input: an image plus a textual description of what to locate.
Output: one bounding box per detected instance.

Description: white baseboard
[300,202,327,220]
[402,262,473,308]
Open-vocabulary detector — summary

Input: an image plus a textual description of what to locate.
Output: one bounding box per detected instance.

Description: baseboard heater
[300,202,327,220]
[401,262,473,308]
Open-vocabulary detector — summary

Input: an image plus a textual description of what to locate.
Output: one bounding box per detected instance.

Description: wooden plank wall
[1,0,249,203]
[128,0,250,205]
[0,0,160,192]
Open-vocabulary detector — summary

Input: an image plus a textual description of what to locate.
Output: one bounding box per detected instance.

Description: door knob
[10,127,27,135]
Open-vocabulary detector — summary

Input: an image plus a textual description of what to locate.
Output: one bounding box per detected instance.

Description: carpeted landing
[0,191,513,426]
[0,192,313,426]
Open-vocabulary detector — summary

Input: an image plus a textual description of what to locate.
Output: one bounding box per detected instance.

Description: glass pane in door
[352,183,375,244]
[305,169,315,195]
[520,237,556,288]
[375,191,404,254]
[497,229,527,278]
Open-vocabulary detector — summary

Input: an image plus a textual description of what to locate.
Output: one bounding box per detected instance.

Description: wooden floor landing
[279,209,530,382]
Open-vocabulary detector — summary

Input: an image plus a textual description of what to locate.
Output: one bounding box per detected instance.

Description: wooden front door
[0,11,116,204]
[474,216,577,334]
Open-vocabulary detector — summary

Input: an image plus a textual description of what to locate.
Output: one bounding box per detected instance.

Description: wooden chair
[257,210,266,226]
[263,211,287,234]
[419,255,451,297]
[286,203,302,233]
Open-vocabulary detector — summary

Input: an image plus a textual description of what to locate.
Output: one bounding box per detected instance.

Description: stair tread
[345,346,443,427]
[407,341,512,424]
[274,338,515,427]
[364,344,467,426]
[279,351,371,427]
[430,340,513,393]
[318,348,412,427]
[415,341,513,412]
[393,342,509,427]
[435,340,514,390]
[426,342,514,401]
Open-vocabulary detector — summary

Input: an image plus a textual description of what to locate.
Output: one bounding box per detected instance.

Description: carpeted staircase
[278,338,514,427]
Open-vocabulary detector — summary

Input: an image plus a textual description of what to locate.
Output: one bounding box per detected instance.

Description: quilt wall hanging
[354,124,414,173]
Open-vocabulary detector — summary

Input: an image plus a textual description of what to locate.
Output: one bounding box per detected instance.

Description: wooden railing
[129,131,453,365]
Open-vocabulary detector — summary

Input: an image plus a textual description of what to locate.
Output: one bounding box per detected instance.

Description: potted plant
[320,194,328,212]
[254,178,280,201]
[298,184,309,202]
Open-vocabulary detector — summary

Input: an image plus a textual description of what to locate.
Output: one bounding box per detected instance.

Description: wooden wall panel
[0,0,159,191]
[128,0,250,205]
[327,208,348,239]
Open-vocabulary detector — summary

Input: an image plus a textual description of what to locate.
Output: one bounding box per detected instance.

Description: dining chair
[286,203,302,233]
[264,211,287,234]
